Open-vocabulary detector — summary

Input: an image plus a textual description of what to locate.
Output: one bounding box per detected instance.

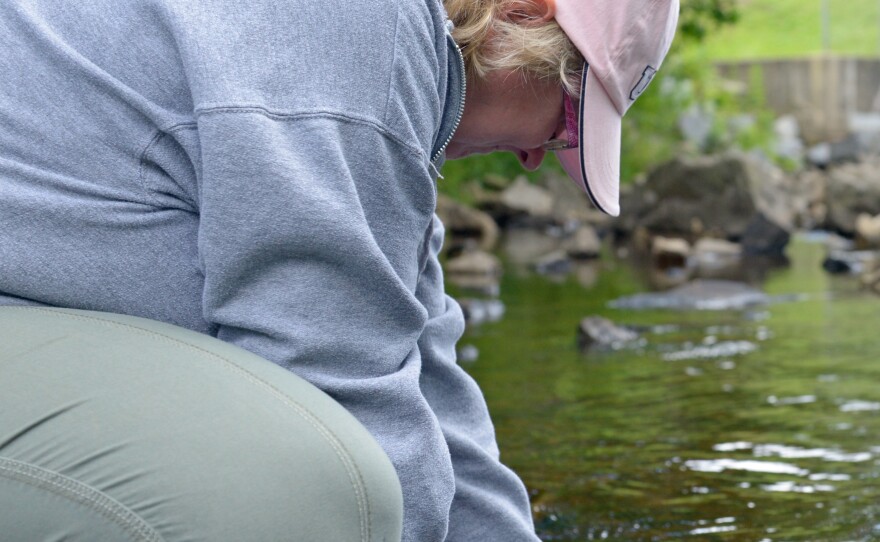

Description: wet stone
[822,250,879,275]
[651,236,691,270]
[562,226,601,260]
[741,212,791,257]
[435,194,500,253]
[577,316,640,351]
[534,250,573,275]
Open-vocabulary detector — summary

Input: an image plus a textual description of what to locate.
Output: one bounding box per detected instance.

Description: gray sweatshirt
[0,0,539,540]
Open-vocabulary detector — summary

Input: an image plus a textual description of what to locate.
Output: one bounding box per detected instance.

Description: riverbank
[439,151,880,311]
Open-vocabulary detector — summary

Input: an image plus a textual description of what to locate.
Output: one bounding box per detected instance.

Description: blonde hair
[444,0,584,93]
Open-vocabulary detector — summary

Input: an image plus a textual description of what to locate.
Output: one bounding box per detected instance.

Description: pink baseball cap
[553,0,680,217]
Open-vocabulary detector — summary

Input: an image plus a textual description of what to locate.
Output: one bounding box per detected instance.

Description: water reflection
[766,394,817,405]
[839,400,880,412]
[753,443,871,462]
[685,458,810,476]
[760,481,835,493]
[689,523,737,536]
[608,279,770,311]
[661,340,757,361]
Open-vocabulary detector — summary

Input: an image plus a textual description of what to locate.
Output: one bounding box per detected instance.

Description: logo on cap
[629,66,657,101]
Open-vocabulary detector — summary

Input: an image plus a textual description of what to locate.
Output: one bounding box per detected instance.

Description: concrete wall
[716,56,880,144]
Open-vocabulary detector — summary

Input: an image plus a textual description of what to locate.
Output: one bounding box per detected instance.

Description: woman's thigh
[0,307,402,542]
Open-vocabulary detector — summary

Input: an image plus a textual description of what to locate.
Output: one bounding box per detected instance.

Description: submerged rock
[577,316,640,351]
[608,279,769,311]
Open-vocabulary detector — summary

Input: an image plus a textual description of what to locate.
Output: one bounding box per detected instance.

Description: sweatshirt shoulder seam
[194,105,427,159]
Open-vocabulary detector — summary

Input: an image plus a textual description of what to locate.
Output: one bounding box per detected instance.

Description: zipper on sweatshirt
[431,34,466,165]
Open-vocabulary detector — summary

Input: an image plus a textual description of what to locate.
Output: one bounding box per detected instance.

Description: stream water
[454,234,880,541]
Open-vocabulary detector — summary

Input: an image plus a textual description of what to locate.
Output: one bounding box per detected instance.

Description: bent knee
[0,307,402,541]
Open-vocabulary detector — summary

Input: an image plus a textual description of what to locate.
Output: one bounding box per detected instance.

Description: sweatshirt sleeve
[195,108,455,542]
[416,215,541,541]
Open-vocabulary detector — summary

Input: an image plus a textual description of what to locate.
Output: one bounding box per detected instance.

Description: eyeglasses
[541,89,580,151]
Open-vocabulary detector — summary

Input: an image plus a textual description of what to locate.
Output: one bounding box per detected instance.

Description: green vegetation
[677,0,739,42]
[438,152,551,204]
[697,0,880,60]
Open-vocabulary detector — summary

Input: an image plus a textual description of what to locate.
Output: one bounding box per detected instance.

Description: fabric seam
[0,456,165,542]
[193,105,426,161]
[611,0,662,67]
[382,0,402,127]
[136,130,167,208]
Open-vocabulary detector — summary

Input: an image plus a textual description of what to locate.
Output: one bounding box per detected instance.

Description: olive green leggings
[0,307,402,541]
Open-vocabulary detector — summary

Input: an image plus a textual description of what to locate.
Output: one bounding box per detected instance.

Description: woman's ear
[501,0,556,25]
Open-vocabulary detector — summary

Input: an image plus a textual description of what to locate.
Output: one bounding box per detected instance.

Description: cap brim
[556,64,622,217]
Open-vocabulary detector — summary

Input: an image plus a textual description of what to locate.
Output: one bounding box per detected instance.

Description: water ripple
[662,340,757,361]
[767,394,817,406]
[809,473,851,481]
[684,458,809,476]
[711,442,872,463]
[754,444,872,462]
[761,481,835,493]
[839,400,880,412]
[712,441,753,452]
[690,525,737,535]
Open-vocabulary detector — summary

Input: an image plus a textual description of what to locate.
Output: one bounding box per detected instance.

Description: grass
[694,0,880,60]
